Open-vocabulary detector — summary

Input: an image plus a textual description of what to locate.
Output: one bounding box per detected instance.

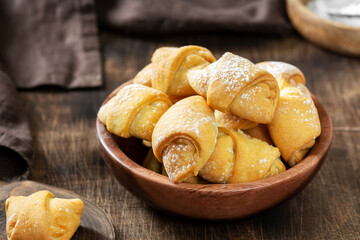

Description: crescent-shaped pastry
[152,96,218,183]
[134,45,216,97]
[268,85,321,166]
[188,52,279,124]
[256,61,321,166]
[255,61,305,90]
[199,128,285,184]
[98,84,172,141]
[6,191,84,240]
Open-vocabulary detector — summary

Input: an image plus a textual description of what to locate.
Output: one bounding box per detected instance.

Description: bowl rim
[96,80,333,193]
[287,0,360,31]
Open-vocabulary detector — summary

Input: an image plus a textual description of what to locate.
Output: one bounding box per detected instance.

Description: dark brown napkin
[0,0,101,181]
[0,0,102,88]
[96,0,292,35]
[0,66,32,181]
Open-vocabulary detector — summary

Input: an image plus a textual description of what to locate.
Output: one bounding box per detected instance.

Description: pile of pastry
[98,45,321,184]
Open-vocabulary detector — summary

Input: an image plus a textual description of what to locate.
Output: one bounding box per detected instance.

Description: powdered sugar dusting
[152,98,216,150]
[278,86,320,129]
[256,61,304,83]
[162,142,196,181]
[107,84,168,117]
[152,96,217,181]
[189,52,256,99]
[259,158,267,165]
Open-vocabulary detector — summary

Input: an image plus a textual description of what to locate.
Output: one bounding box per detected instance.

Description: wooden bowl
[287,0,360,56]
[96,81,333,220]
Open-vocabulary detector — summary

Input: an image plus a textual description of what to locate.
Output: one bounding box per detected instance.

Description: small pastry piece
[161,165,207,184]
[143,148,162,174]
[152,96,218,183]
[243,124,274,146]
[214,110,272,145]
[198,129,235,183]
[255,61,305,90]
[144,148,207,183]
[98,84,172,141]
[188,52,279,124]
[268,85,321,166]
[169,95,186,104]
[6,190,84,240]
[134,64,154,87]
[135,45,216,97]
[215,110,258,130]
[142,140,152,147]
[199,128,285,184]
[181,176,207,184]
[263,158,287,178]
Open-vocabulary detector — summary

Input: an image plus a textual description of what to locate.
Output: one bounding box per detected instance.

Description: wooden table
[1,31,360,239]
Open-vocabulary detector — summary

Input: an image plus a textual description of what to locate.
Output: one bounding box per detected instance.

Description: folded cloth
[0,66,32,181]
[0,0,101,181]
[96,0,292,35]
[0,0,102,88]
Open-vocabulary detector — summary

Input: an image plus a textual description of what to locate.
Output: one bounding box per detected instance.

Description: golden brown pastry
[181,176,208,184]
[255,61,321,166]
[188,52,279,124]
[152,96,218,183]
[6,190,84,240]
[142,140,152,147]
[134,45,216,97]
[144,148,207,184]
[143,148,162,174]
[243,124,274,146]
[199,128,285,184]
[98,84,172,141]
[255,61,305,90]
[215,110,258,130]
[161,165,207,184]
[134,64,154,87]
[214,109,273,145]
[268,85,321,166]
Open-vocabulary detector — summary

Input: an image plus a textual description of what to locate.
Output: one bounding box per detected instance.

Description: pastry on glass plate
[5,190,84,240]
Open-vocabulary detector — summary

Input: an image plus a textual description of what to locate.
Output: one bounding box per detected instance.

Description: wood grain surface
[1,31,359,239]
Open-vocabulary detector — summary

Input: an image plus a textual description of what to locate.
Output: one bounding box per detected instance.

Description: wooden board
[2,31,358,239]
[0,181,115,240]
